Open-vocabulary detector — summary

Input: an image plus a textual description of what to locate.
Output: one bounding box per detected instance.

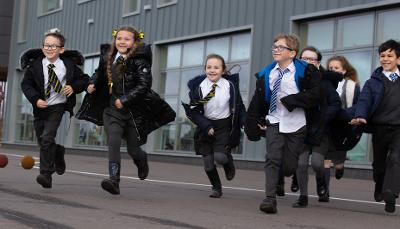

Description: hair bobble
[112,29,118,38]
[139,31,144,39]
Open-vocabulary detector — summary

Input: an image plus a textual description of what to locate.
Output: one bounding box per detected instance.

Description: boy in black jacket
[20,30,89,189]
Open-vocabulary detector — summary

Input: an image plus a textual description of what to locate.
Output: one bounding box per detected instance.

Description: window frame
[156,0,177,9]
[37,0,63,17]
[122,0,141,17]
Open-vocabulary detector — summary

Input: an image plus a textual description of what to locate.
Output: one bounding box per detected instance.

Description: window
[156,32,251,154]
[157,0,177,8]
[15,75,36,143]
[18,0,28,43]
[38,0,63,16]
[72,57,108,147]
[123,0,140,16]
[299,8,400,163]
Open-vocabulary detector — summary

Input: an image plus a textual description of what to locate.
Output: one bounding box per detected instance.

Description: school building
[2,0,400,171]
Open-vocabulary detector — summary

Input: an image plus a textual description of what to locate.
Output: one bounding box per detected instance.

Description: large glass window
[156,32,251,155]
[123,0,140,16]
[38,0,63,16]
[72,57,107,147]
[299,8,400,163]
[15,75,36,143]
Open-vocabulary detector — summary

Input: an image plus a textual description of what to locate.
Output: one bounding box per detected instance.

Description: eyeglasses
[301,57,319,62]
[271,45,293,52]
[42,44,63,50]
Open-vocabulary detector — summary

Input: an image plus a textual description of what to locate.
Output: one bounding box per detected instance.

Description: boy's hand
[63,85,74,97]
[115,99,123,109]
[87,84,96,94]
[208,128,214,136]
[349,118,367,125]
[36,99,48,108]
[258,124,267,130]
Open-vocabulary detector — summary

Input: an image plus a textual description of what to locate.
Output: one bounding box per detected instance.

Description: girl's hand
[87,84,96,94]
[208,128,215,136]
[36,99,48,108]
[349,118,367,125]
[115,99,123,109]
[64,85,74,97]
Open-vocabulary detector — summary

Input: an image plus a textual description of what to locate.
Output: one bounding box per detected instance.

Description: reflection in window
[306,20,334,51]
[338,14,374,48]
[231,33,251,60]
[377,10,400,44]
[182,41,204,66]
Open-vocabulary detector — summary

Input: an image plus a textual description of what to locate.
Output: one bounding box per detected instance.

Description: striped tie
[45,64,63,99]
[191,83,217,106]
[269,68,290,113]
[389,72,398,82]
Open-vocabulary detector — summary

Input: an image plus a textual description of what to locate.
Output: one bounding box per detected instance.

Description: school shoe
[292,195,308,208]
[101,162,120,195]
[259,197,277,214]
[55,144,66,175]
[383,189,396,213]
[335,167,344,180]
[223,153,235,181]
[290,174,299,192]
[316,176,327,197]
[318,192,330,202]
[36,174,52,189]
[134,155,149,180]
[374,181,383,202]
[206,168,222,198]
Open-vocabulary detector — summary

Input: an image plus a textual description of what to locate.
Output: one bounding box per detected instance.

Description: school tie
[191,83,217,106]
[389,72,398,82]
[116,56,125,65]
[45,64,63,99]
[269,68,290,113]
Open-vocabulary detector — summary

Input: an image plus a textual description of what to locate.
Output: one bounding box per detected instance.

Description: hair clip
[139,31,144,40]
[112,29,118,38]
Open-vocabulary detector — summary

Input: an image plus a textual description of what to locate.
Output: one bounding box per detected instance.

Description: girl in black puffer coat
[79,26,175,195]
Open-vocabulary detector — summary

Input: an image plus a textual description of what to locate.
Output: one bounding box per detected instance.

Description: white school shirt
[382,69,400,81]
[200,77,231,120]
[266,62,306,133]
[42,57,67,105]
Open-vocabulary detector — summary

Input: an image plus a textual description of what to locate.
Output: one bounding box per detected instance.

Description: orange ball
[21,156,35,170]
[0,154,8,168]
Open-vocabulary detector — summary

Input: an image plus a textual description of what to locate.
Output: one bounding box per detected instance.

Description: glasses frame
[271,45,293,52]
[42,44,63,50]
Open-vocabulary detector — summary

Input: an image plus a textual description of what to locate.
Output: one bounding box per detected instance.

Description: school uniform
[355,65,400,212]
[183,73,246,197]
[20,49,89,187]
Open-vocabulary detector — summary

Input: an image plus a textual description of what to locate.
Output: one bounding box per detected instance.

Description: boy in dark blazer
[21,30,89,189]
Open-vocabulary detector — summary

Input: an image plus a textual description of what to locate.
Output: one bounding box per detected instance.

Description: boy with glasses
[245,34,321,214]
[21,30,89,189]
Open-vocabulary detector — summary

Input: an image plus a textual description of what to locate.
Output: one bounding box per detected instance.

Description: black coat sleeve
[70,65,90,94]
[20,67,41,107]
[120,58,152,106]
[280,65,321,111]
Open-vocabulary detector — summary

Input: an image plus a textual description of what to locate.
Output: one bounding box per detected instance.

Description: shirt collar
[114,52,122,63]
[272,61,295,73]
[382,69,400,78]
[43,57,61,67]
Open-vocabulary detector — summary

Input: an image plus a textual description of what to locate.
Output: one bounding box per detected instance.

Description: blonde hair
[106,26,142,93]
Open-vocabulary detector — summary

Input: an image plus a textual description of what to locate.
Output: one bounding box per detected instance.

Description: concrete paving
[0,147,399,229]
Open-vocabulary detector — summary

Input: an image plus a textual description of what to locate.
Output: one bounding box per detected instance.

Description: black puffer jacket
[20,49,89,117]
[76,44,176,145]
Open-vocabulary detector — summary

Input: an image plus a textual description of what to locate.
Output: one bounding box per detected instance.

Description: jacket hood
[20,49,84,69]
[100,43,153,66]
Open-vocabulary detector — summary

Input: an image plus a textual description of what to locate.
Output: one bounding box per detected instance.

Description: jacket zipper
[123,73,141,141]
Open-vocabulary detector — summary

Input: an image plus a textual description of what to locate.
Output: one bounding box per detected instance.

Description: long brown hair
[106,26,142,93]
[327,56,359,83]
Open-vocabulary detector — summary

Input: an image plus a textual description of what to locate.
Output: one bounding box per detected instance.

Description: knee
[311,160,324,173]
[40,136,55,147]
[214,153,228,165]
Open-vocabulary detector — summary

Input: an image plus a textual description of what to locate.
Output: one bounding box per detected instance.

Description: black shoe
[374,182,383,202]
[134,156,149,180]
[316,176,327,197]
[335,168,344,180]
[209,187,222,198]
[206,168,222,198]
[292,195,308,208]
[101,179,120,195]
[55,144,66,175]
[291,175,299,193]
[276,184,285,196]
[223,154,235,181]
[259,197,277,214]
[318,192,330,202]
[383,190,396,213]
[36,174,52,189]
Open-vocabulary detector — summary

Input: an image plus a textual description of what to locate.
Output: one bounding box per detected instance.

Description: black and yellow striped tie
[191,83,217,106]
[45,64,63,99]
